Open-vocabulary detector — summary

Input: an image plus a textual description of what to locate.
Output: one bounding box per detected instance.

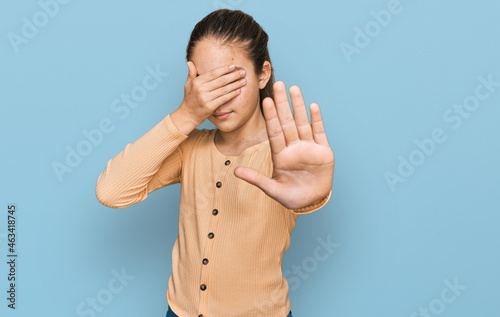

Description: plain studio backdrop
[1,0,499,316]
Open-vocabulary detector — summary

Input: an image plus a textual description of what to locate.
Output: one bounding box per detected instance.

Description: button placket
[199,158,234,313]
[199,158,231,313]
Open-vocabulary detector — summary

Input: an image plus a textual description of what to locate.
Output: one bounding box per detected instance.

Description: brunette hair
[186,9,274,110]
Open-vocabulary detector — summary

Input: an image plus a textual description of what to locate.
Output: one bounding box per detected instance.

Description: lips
[213,112,231,120]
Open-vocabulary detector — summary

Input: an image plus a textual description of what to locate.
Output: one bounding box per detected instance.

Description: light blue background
[1,0,499,316]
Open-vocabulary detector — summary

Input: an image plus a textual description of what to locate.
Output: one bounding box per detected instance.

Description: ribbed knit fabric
[95,114,331,317]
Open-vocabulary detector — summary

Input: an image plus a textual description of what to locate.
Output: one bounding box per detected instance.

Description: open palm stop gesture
[234,81,334,210]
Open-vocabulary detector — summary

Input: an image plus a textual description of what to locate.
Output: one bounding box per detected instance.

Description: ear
[258,61,272,89]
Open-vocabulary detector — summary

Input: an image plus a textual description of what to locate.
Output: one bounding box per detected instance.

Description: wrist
[170,104,199,135]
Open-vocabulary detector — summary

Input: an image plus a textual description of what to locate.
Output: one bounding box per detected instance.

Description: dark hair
[186,9,274,111]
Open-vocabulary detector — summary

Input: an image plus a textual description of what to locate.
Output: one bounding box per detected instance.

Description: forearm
[170,102,201,136]
[95,114,188,208]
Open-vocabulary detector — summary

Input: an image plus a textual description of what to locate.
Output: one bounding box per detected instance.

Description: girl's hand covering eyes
[234,81,334,210]
[180,61,247,127]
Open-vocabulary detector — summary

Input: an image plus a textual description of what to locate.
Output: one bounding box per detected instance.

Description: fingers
[190,62,246,106]
[197,63,239,84]
[273,81,299,145]
[206,69,246,108]
[310,103,329,146]
[267,82,325,148]
[289,85,313,141]
[211,87,242,108]
[234,166,276,199]
[263,97,286,154]
[207,68,246,92]
[210,75,246,98]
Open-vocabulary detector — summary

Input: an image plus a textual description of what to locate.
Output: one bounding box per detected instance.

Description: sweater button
[212,209,218,216]
[202,258,209,265]
[225,160,231,166]
[208,232,214,239]
[200,284,207,291]
[216,181,222,188]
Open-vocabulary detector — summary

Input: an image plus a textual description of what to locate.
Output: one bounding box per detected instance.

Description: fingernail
[240,79,246,84]
[229,64,235,70]
[240,70,246,76]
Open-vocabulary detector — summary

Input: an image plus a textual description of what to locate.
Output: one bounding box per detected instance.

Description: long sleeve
[95,114,189,209]
[289,189,332,215]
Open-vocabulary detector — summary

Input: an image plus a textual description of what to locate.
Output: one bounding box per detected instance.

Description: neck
[215,106,268,150]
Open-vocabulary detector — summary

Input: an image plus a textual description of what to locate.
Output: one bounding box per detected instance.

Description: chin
[207,117,226,129]
[211,120,244,134]
[212,122,237,133]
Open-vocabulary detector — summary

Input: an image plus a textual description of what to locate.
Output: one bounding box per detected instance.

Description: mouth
[213,112,232,120]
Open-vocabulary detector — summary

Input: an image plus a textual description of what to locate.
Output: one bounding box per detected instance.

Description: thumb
[186,61,197,79]
[234,166,276,199]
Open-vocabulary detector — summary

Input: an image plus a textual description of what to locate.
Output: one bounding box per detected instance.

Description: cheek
[236,80,259,106]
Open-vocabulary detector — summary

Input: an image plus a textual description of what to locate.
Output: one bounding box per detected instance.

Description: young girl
[96,9,334,317]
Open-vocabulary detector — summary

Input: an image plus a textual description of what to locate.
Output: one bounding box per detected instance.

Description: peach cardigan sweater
[95,114,331,317]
